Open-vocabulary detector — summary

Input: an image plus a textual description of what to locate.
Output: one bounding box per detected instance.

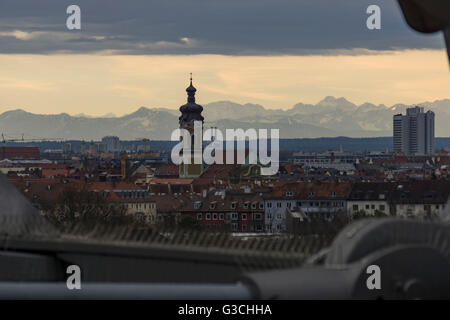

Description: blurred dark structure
[397,0,450,62]
[0,173,448,299]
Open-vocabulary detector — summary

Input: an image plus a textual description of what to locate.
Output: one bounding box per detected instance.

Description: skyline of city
[0,0,449,302]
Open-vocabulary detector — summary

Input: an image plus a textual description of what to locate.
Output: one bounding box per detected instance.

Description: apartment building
[180,189,265,232]
[263,181,352,233]
[393,106,435,155]
[347,182,395,216]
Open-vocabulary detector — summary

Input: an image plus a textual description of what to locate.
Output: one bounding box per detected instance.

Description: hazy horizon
[2,97,450,140]
[1,93,450,118]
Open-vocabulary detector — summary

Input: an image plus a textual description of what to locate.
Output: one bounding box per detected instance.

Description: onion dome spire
[186,73,197,103]
[179,73,204,124]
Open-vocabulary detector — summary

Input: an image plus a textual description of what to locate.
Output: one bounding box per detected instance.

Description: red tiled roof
[41,168,69,178]
[264,181,352,200]
[85,181,142,191]
[34,163,68,169]
[153,164,179,176]
[200,163,237,179]
[0,146,40,160]
[150,178,194,185]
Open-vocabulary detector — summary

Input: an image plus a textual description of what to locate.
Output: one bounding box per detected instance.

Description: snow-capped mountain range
[1,97,449,140]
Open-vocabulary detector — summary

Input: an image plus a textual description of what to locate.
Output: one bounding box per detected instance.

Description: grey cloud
[0,0,445,55]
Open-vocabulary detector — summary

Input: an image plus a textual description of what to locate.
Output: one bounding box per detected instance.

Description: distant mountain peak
[321,96,338,102]
[2,108,28,115]
[136,106,150,112]
[0,97,449,139]
[129,106,151,117]
[318,96,352,104]
[316,96,356,110]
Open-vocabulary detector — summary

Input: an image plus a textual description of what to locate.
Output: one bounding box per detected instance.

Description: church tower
[179,74,204,178]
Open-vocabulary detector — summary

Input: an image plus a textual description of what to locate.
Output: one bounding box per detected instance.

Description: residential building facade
[264,181,352,233]
[393,106,435,155]
[347,182,394,216]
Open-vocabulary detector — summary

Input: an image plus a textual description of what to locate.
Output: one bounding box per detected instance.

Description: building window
[285,191,294,197]
[371,204,375,209]
[197,213,202,220]
[259,203,264,209]
[277,202,282,208]
[267,213,272,220]
[219,213,224,220]
[254,213,262,220]
[251,203,256,209]
[329,191,337,197]
[308,191,315,197]
[267,202,272,208]
[379,205,385,211]
[244,203,249,209]
[213,213,218,220]
[231,213,238,220]
[365,204,370,210]
[277,213,282,219]
[231,202,237,209]
[242,213,247,220]
[194,201,202,209]
[206,213,211,220]
[287,202,291,208]
[297,201,302,207]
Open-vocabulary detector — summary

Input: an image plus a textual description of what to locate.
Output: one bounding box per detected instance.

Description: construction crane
[135,138,150,142]
[1,134,65,145]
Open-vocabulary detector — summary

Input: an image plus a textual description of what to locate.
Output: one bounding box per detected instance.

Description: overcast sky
[0,0,448,116]
[0,0,445,54]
